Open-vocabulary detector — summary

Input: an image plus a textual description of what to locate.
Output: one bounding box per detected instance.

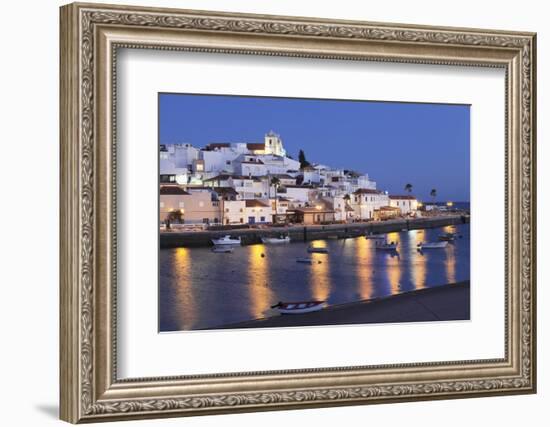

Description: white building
[263,130,286,156]
[221,200,246,225]
[351,189,389,220]
[389,195,418,215]
[244,200,272,224]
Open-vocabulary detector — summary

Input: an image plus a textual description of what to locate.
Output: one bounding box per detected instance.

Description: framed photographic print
[60,2,537,423]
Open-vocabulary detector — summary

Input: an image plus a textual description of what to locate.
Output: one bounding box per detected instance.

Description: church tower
[264,130,286,157]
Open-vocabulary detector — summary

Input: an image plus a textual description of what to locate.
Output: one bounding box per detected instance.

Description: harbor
[160,213,469,248]
[160,222,470,331]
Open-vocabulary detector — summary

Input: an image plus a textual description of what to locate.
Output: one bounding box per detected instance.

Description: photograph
[158,93,471,332]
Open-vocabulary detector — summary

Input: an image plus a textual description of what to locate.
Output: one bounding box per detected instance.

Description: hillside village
[159,131,419,228]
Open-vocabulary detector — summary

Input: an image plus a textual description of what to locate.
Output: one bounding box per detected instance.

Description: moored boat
[375,241,398,251]
[211,235,241,246]
[307,246,329,254]
[212,246,234,253]
[261,235,290,244]
[438,233,455,242]
[271,301,326,314]
[417,241,448,249]
[296,257,319,264]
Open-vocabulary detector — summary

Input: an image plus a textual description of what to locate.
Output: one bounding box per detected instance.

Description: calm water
[159,223,470,331]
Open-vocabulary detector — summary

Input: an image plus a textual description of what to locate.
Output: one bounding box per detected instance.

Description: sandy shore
[211,281,470,330]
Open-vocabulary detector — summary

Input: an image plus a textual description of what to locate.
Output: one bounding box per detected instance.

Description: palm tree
[167,209,183,224]
[430,188,437,206]
[404,183,413,194]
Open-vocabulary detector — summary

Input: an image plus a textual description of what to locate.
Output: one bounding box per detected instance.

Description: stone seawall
[160,214,469,248]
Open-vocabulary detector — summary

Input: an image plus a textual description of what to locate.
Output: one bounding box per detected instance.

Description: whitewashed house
[351,189,390,220]
[244,200,272,224]
[389,195,418,215]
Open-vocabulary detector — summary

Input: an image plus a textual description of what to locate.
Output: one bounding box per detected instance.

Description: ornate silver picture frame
[60,2,536,423]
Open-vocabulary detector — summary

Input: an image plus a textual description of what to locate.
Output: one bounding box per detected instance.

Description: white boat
[375,241,398,251]
[307,246,329,254]
[365,233,386,240]
[271,301,326,314]
[211,235,241,246]
[212,246,234,253]
[438,233,456,242]
[261,236,290,244]
[417,241,448,249]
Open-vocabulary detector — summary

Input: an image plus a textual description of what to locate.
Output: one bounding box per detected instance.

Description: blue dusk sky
[159,93,470,202]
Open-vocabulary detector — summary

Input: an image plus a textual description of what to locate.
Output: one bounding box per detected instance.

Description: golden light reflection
[386,231,400,245]
[310,245,330,302]
[385,252,401,295]
[445,245,457,284]
[173,247,197,330]
[443,225,455,234]
[411,230,427,289]
[355,237,373,299]
[247,244,272,318]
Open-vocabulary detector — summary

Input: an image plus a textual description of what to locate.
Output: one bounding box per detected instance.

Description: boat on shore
[212,246,234,253]
[307,246,329,254]
[375,241,398,251]
[271,301,326,314]
[211,235,241,246]
[261,235,290,244]
[417,241,448,249]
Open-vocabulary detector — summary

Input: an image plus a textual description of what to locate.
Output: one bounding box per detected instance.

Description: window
[225,208,229,213]
[202,218,209,224]
[260,216,265,222]
[240,218,244,223]
[179,202,185,208]
[239,208,243,213]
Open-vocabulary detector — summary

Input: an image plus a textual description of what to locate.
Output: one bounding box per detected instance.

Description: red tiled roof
[389,195,416,200]
[245,200,269,208]
[377,206,401,211]
[246,143,265,150]
[353,188,383,195]
[160,186,189,195]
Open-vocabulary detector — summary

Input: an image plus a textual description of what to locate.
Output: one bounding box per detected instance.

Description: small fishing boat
[296,257,318,264]
[211,246,234,253]
[417,241,448,249]
[211,235,241,246]
[307,246,329,254]
[365,233,386,240]
[261,235,290,244]
[271,301,326,314]
[375,241,398,251]
[438,233,455,242]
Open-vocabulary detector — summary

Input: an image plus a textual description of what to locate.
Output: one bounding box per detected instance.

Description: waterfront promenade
[160,214,469,248]
[212,281,470,330]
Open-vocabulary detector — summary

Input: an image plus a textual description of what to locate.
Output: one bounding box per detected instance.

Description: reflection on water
[160,224,470,331]
[355,237,373,300]
[247,244,272,319]
[310,251,330,302]
[411,229,427,289]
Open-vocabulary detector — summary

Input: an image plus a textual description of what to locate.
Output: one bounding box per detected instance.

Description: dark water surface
[159,224,470,331]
